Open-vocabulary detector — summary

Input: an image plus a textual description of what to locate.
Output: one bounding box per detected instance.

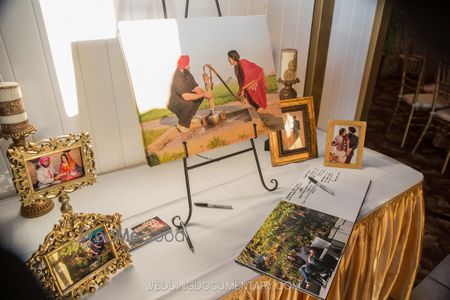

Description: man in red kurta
[227,50,267,110]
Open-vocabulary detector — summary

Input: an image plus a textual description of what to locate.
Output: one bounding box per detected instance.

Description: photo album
[236,168,371,299]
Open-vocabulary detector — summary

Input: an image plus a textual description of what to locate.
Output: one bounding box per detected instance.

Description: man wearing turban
[36,156,56,188]
[167,55,215,133]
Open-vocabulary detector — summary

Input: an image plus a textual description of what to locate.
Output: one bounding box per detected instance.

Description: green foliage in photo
[207,136,227,149]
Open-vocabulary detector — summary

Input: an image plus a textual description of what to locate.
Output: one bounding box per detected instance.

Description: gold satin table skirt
[222,183,424,300]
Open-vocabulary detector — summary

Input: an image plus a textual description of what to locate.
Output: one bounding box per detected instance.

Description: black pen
[179,220,194,253]
[308,176,335,196]
[194,202,233,209]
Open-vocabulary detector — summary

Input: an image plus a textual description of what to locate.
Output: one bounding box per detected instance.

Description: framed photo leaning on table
[269,96,318,166]
[325,120,367,169]
[27,212,132,300]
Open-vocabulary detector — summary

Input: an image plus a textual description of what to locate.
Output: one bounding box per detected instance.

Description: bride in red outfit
[57,153,81,182]
[227,50,267,110]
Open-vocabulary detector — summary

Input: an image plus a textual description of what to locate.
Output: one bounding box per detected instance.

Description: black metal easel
[171,124,278,229]
[159,0,278,229]
[161,0,222,19]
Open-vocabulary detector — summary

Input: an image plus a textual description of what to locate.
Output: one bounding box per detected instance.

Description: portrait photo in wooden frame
[324,120,367,169]
[269,96,318,166]
[27,212,132,300]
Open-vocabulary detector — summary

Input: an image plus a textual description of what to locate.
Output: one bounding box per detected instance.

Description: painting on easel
[119,16,282,166]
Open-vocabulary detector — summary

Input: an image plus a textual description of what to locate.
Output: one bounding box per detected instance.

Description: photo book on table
[125,216,171,250]
[236,168,371,299]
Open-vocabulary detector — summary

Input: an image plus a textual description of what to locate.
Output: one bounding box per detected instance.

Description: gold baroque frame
[324,120,367,169]
[7,132,96,208]
[269,97,318,166]
[27,212,132,299]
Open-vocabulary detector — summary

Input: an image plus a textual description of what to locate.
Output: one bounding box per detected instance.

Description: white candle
[280,49,297,81]
[0,82,21,102]
[0,82,35,138]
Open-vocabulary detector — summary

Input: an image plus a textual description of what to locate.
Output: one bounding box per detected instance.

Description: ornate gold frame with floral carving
[27,212,132,299]
[269,97,318,166]
[7,133,96,213]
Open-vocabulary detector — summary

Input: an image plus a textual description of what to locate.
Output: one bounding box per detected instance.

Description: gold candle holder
[278,48,300,100]
[0,82,54,218]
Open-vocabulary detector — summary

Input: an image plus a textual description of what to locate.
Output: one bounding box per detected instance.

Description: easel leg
[171,124,278,228]
[250,124,278,191]
[172,142,192,229]
[250,137,278,191]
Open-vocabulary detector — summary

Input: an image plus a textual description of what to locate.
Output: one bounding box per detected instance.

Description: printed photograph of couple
[46,226,116,294]
[269,97,317,167]
[119,16,283,167]
[330,126,360,164]
[126,216,171,250]
[26,148,85,192]
[280,110,307,152]
[237,201,353,299]
[325,120,366,169]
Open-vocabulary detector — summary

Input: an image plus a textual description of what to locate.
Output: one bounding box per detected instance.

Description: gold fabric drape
[222,183,424,300]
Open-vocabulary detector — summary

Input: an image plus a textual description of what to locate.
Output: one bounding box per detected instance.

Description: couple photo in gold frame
[7,132,96,216]
[27,212,132,299]
[269,96,318,166]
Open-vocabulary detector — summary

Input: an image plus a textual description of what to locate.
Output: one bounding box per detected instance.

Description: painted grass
[238,132,249,140]
[207,136,227,150]
[142,128,169,149]
[139,75,278,122]
[267,74,277,93]
[146,151,184,167]
[142,129,184,166]
[140,108,174,123]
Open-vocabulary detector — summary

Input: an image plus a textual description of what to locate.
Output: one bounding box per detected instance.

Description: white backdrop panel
[318,0,377,130]
[0,0,316,199]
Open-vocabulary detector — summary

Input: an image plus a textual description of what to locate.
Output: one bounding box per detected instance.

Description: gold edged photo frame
[27,212,132,299]
[269,96,318,166]
[7,132,96,215]
[324,120,367,169]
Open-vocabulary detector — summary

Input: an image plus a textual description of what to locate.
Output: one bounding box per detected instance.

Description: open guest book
[236,168,371,299]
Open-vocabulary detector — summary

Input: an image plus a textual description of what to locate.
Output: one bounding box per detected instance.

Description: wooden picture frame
[324,120,367,169]
[269,96,318,166]
[27,212,132,299]
[7,133,96,208]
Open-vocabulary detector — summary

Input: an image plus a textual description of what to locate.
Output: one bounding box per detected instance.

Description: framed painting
[119,16,283,166]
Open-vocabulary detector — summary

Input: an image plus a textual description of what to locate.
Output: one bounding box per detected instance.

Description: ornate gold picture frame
[7,133,96,214]
[324,120,367,169]
[27,212,132,299]
[269,96,318,166]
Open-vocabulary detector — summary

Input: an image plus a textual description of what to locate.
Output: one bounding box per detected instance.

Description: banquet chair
[386,55,439,148]
[412,60,450,174]
[420,58,450,93]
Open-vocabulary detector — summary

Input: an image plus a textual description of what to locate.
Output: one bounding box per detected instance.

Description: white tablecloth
[0,131,422,300]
